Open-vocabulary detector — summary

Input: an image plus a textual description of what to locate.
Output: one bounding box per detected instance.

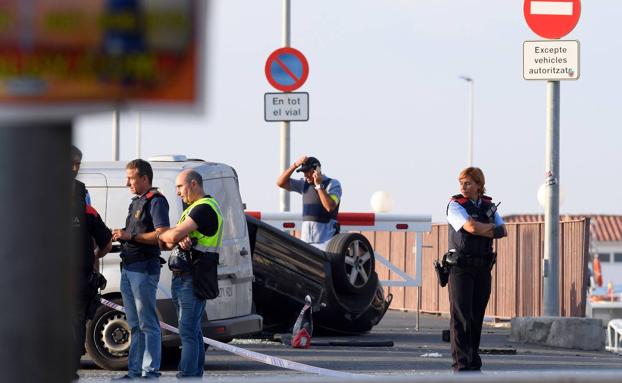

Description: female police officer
[446,167,506,372]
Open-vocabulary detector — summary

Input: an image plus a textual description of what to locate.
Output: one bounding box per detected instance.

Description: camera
[168,238,198,271]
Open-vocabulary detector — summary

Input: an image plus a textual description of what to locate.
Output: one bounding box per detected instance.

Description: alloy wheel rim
[344,239,372,288]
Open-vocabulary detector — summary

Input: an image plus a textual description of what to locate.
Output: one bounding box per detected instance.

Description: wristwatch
[130,231,137,241]
[315,184,324,190]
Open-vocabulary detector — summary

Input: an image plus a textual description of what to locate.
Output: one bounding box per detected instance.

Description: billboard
[0,0,198,105]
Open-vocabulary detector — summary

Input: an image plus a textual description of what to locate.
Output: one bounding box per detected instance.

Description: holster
[85,272,107,320]
[434,252,451,287]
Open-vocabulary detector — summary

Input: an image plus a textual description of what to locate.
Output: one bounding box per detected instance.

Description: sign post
[266,1,311,212]
[523,0,581,317]
[280,0,290,212]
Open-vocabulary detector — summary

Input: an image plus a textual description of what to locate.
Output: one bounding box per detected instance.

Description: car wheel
[85,298,130,370]
[326,233,376,293]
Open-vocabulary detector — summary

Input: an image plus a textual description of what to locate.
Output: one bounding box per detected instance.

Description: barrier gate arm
[245,211,432,288]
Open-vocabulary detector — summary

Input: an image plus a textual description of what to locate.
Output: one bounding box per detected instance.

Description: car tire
[326,233,376,293]
[85,298,130,370]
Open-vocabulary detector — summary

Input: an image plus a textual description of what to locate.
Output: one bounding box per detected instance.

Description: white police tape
[100,298,358,378]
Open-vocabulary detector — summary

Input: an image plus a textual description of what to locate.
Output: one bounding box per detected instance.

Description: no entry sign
[265,47,309,92]
[524,0,581,39]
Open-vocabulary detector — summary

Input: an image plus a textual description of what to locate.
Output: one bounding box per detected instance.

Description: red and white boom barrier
[245,211,432,233]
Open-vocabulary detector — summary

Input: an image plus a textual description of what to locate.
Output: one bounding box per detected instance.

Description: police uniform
[446,194,503,372]
[171,195,223,378]
[72,180,112,375]
[119,187,169,378]
[121,188,168,267]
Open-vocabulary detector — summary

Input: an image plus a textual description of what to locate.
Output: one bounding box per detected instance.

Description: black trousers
[448,265,491,371]
[72,290,91,376]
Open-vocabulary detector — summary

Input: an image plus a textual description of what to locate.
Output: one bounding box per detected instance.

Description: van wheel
[326,233,376,293]
[85,298,129,370]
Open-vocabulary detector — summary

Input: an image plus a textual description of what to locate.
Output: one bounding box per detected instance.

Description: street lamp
[459,76,474,167]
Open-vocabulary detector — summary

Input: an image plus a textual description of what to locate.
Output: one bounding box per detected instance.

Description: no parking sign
[265,47,309,92]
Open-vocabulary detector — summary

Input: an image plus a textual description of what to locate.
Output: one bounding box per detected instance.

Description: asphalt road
[77,310,622,381]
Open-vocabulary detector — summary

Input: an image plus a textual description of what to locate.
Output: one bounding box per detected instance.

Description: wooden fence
[361,218,590,318]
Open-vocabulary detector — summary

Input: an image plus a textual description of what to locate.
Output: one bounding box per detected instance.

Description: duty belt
[121,253,154,265]
[459,256,492,268]
[450,252,494,268]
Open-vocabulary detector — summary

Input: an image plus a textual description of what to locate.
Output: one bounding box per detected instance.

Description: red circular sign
[265,47,309,92]
[524,0,581,39]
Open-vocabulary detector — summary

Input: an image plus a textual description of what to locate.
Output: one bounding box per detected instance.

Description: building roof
[503,214,622,242]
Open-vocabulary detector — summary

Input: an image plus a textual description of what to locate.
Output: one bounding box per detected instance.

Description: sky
[74,0,622,223]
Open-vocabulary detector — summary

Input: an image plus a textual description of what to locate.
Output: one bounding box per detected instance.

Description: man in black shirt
[160,169,223,379]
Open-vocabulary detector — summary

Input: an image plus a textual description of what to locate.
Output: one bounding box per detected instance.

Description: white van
[78,155,262,370]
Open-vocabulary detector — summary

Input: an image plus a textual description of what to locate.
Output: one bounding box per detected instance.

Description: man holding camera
[112,159,170,379]
[71,146,112,379]
[159,169,223,379]
[276,155,342,249]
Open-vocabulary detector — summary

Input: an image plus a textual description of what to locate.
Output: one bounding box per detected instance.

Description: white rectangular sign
[264,92,309,122]
[530,1,574,16]
[523,40,580,81]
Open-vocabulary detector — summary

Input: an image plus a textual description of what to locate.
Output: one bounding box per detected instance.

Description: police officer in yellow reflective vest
[159,169,223,379]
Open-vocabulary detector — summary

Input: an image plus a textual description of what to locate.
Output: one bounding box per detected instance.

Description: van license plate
[218,286,233,299]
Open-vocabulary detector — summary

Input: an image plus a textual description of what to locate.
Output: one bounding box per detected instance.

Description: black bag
[192,252,219,300]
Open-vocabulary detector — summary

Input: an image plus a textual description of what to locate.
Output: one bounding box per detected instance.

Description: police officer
[446,167,506,372]
[159,169,223,379]
[276,155,342,249]
[71,146,112,379]
[112,159,170,379]
[71,145,91,205]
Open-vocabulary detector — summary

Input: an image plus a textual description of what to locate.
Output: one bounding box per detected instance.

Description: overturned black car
[246,214,392,335]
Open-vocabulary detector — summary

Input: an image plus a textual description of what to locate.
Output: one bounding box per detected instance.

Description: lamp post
[459,76,474,167]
